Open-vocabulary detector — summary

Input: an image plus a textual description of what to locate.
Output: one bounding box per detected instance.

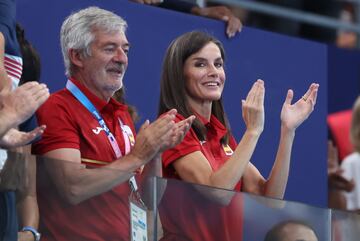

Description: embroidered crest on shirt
[92,126,105,135]
[222,144,234,156]
[121,124,135,146]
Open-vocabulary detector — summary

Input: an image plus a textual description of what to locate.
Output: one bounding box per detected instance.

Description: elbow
[61,185,85,205]
[206,188,235,206]
[263,181,285,200]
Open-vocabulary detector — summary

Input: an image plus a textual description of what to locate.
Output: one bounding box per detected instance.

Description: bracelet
[21,226,41,241]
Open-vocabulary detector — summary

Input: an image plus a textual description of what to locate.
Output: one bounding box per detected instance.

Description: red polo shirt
[32,77,136,241]
[160,113,243,241]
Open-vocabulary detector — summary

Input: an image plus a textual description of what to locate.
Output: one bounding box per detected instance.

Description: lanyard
[66,79,139,193]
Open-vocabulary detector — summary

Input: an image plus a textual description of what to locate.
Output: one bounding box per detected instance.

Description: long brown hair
[158,31,231,144]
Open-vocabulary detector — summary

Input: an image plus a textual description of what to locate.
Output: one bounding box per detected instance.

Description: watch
[22,226,41,241]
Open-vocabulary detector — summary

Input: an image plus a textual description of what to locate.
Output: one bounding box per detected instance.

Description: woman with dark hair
[158,31,319,241]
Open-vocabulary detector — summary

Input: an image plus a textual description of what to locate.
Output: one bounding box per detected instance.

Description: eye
[214,61,223,68]
[123,47,129,55]
[104,46,115,53]
[194,62,206,67]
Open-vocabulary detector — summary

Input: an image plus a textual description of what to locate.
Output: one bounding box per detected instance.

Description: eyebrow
[191,57,223,61]
[102,41,131,48]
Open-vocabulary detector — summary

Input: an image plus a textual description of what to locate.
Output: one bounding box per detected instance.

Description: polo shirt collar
[194,112,227,138]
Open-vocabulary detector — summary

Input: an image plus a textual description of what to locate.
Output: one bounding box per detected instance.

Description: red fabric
[327,110,353,161]
[160,113,243,241]
[32,77,136,241]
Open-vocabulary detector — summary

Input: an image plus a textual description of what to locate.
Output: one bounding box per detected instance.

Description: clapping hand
[280,83,319,131]
[242,79,265,136]
[130,109,194,164]
[0,125,46,149]
[0,82,49,127]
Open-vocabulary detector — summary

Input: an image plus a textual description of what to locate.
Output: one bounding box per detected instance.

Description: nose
[113,48,128,65]
[207,64,220,78]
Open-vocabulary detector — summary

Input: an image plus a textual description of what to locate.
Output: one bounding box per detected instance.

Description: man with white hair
[32,6,193,241]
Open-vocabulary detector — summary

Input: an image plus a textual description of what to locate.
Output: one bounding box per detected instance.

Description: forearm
[264,126,295,198]
[16,195,39,228]
[50,152,145,205]
[16,148,38,228]
[210,131,260,190]
[0,109,17,138]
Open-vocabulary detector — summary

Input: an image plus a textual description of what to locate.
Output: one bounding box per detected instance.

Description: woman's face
[183,42,225,106]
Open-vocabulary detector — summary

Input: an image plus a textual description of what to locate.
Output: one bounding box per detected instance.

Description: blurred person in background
[339,96,360,212]
[130,0,242,38]
[327,140,354,210]
[0,1,48,240]
[264,220,318,241]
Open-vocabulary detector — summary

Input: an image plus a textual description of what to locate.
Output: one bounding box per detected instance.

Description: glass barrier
[155,176,331,241]
[5,149,360,241]
[331,209,360,241]
[0,149,158,241]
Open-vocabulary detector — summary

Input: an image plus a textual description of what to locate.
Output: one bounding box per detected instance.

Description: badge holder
[129,177,149,241]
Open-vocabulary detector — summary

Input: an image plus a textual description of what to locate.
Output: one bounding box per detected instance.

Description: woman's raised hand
[280,83,319,131]
[242,79,265,136]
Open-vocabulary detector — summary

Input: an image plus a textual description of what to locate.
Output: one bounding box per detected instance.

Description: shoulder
[36,89,82,129]
[37,89,74,115]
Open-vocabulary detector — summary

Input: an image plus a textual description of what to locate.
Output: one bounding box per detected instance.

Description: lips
[202,80,221,87]
[107,68,123,74]
[107,64,125,75]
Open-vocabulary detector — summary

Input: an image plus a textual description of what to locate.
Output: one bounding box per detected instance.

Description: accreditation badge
[130,197,148,241]
[222,144,234,156]
[129,176,148,241]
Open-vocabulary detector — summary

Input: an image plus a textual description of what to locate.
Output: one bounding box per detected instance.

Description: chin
[111,80,123,90]
[207,94,222,101]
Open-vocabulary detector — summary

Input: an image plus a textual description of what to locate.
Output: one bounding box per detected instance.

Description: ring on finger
[302,96,307,101]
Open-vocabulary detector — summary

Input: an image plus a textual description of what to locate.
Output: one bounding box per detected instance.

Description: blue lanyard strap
[66,80,111,136]
[65,79,140,194]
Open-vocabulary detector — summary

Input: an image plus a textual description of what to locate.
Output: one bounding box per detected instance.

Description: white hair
[60,6,127,77]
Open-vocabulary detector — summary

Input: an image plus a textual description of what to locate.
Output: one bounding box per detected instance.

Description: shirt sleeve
[162,114,201,168]
[32,94,80,155]
[0,0,18,55]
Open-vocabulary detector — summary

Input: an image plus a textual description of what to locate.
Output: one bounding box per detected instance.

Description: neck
[72,73,112,102]
[188,98,212,121]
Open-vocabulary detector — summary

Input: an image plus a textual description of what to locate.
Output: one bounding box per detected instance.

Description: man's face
[79,29,129,100]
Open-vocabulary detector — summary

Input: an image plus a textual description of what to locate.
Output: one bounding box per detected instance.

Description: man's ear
[68,49,85,68]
